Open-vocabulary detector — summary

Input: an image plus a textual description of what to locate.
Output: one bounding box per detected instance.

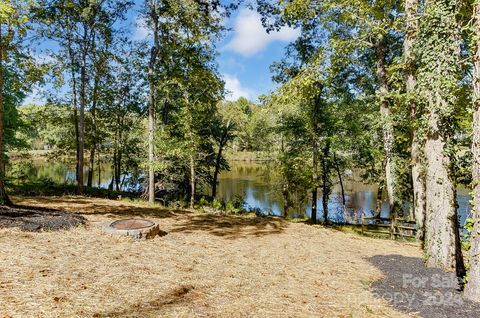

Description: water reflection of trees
[218,162,285,215]
[218,163,384,221]
[10,159,472,224]
[9,158,118,188]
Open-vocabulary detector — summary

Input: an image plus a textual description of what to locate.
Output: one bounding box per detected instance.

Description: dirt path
[370,255,480,317]
[0,196,424,317]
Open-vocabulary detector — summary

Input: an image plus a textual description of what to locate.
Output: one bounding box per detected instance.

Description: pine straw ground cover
[0,196,422,318]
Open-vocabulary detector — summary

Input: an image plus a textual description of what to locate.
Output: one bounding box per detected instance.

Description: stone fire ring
[103,218,160,240]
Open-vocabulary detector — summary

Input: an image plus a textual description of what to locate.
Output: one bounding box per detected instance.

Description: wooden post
[390,214,395,240]
[361,211,365,235]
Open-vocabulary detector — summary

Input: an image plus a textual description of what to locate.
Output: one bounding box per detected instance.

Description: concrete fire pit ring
[103,218,160,240]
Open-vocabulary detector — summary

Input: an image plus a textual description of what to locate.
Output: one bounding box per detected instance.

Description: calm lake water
[20,159,472,225]
[218,162,472,225]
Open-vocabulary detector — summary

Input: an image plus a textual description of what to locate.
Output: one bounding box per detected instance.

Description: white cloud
[133,16,150,40]
[225,9,300,57]
[22,87,44,106]
[32,52,55,64]
[222,57,246,72]
[223,74,253,101]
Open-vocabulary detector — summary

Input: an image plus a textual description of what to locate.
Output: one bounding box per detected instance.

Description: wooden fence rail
[360,212,417,240]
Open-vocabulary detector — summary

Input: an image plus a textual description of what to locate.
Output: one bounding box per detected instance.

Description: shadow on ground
[12,196,287,239]
[170,214,286,239]
[94,284,198,317]
[368,255,480,318]
[13,196,184,219]
[0,204,86,232]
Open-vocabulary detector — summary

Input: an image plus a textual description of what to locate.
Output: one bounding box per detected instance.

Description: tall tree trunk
[211,158,220,199]
[87,129,95,187]
[112,124,122,192]
[87,67,99,188]
[67,37,80,184]
[311,147,318,223]
[321,141,331,224]
[97,154,101,187]
[212,122,230,199]
[147,1,160,204]
[405,0,426,240]
[280,132,289,217]
[424,109,464,275]
[375,180,384,217]
[311,187,317,223]
[115,130,122,192]
[0,25,11,206]
[77,25,89,195]
[87,127,96,187]
[108,175,114,191]
[311,83,322,223]
[282,176,289,217]
[422,0,465,277]
[115,154,121,191]
[147,74,155,202]
[465,0,480,301]
[376,37,396,216]
[73,107,80,182]
[190,154,195,209]
[112,148,117,191]
[333,153,346,216]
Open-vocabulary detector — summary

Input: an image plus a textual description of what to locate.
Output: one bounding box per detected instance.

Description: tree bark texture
[147,0,159,204]
[0,25,11,205]
[376,37,396,215]
[465,0,480,301]
[405,0,426,240]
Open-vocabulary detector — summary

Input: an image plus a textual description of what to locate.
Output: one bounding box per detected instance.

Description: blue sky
[25,2,300,104]
[216,8,300,101]
[132,3,300,101]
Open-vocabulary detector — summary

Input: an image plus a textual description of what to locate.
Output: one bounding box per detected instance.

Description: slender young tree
[404,0,425,239]
[86,49,101,188]
[311,83,322,223]
[0,23,10,205]
[146,0,160,204]
[141,0,226,205]
[376,34,396,216]
[86,34,109,188]
[211,116,234,199]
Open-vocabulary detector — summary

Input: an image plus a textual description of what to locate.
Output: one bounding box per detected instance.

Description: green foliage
[212,198,222,210]
[416,0,463,132]
[219,98,275,153]
[198,195,247,215]
[256,0,476,222]
[8,156,35,183]
[257,0,411,219]
[1,0,45,151]
[17,104,76,152]
[463,217,475,251]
